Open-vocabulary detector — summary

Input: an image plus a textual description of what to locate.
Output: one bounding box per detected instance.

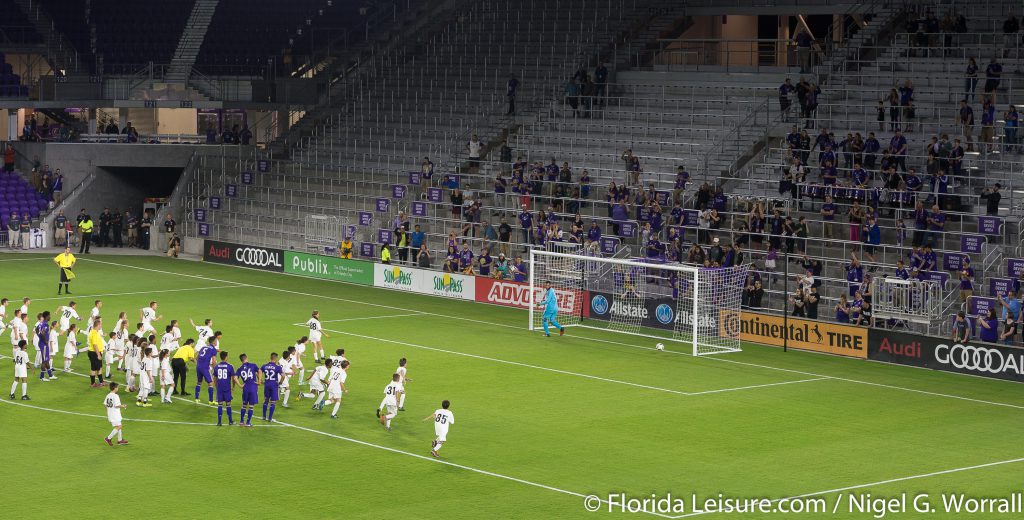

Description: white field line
[667,456,1024,518]
[0,395,281,427]
[77,258,1024,412]
[0,257,53,262]
[683,377,830,396]
[299,313,427,325]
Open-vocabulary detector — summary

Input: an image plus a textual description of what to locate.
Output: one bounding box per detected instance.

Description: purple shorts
[263,384,279,402]
[216,386,232,403]
[242,386,259,405]
[196,366,212,384]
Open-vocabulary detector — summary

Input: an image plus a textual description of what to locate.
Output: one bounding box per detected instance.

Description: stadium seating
[0,172,50,228]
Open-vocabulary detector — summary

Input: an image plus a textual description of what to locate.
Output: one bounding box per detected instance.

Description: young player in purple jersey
[260,353,282,422]
[213,351,236,426]
[236,354,260,427]
[35,311,54,380]
[193,335,220,403]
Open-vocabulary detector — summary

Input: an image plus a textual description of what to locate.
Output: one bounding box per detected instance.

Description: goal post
[528,249,749,356]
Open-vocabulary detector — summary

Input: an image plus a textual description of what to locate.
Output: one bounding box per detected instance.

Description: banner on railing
[203,240,283,272]
[960,235,984,254]
[373,264,475,300]
[408,172,421,185]
[967,296,997,317]
[198,223,210,237]
[283,251,373,285]
[476,277,587,315]
[241,172,254,185]
[942,253,966,271]
[209,197,221,209]
[411,202,427,217]
[360,242,374,258]
[358,212,372,226]
[1008,259,1024,278]
[225,185,238,197]
[257,159,269,172]
[718,310,867,359]
[599,237,619,254]
[194,209,206,222]
[977,216,1001,235]
[991,277,1013,296]
[868,329,1024,383]
[391,185,406,199]
[376,198,390,212]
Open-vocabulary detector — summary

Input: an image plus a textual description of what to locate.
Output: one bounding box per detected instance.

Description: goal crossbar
[528,249,748,356]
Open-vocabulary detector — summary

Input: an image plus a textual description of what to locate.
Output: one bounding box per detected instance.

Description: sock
[64,359,71,370]
[332,400,341,416]
[268,403,276,421]
[105,366,110,378]
[283,389,290,406]
[299,369,305,381]
[126,373,134,389]
[399,393,406,408]
[226,406,233,424]
[194,384,200,399]
[207,387,214,402]
[217,405,223,424]
[47,369,53,378]
[386,418,392,428]
[39,371,45,380]
[543,318,550,335]
[9,381,16,395]
[313,393,326,407]
[262,402,268,419]
[159,387,166,401]
[246,409,253,424]
[301,392,313,398]
[107,428,118,440]
[116,430,123,441]
[435,442,443,452]
[99,374,104,384]
[21,382,26,396]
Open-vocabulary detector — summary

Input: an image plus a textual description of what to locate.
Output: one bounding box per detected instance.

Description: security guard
[340,237,354,259]
[53,247,76,295]
[78,214,94,254]
[380,242,392,264]
[171,339,196,395]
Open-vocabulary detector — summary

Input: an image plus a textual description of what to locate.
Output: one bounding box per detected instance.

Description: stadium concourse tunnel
[87,166,183,217]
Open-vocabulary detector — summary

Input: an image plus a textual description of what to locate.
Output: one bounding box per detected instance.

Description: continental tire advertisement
[718,310,868,359]
[868,329,1024,383]
[203,240,284,272]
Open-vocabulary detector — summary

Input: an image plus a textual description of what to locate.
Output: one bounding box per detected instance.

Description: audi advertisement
[869,329,1024,383]
[587,292,716,331]
[203,240,285,272]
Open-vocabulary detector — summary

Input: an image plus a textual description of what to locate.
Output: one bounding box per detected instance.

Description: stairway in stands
[167,0,220,83]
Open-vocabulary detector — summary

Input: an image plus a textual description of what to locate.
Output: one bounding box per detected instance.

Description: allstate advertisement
[586,292,715,331]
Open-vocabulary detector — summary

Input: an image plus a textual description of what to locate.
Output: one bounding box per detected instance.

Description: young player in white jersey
[377,373,404,431]
[90,300,102,322]
[158,349,174,404]
[395,358,410,411]
[140,301,161,335]
[47,320,60,364]
[305,311,328,362]
[279,349,295,407]
[103,382,129,446]
[102,331,119,379]
[293,336,308,383]
[0,298,8,336]
[111,313,128,372]
[9,312,25,358]
[325,359,349,419]
[160,325,178,352]
[62,324,80,372]
[10,340,31,400]
[58,301,80,333]
[304,359,329,410]
[329,348,348,370]
[189,318,214,347]
[136,346,154,407]
[170,319,182,346]
[134,323,146,343]
[19,298,30,317]
[147,342,160,395]
[423,400,455,457]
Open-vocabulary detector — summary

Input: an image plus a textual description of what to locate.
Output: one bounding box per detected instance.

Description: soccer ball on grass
[655,343,665,351]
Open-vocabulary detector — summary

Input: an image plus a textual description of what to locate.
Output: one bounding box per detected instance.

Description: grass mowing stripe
[0,396,282,427]
[81,257,1024,413]
[28,284,247,303]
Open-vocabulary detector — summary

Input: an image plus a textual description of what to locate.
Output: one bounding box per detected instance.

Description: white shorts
[280,376,291,388]
[125,360,137,374]
[64,349,76,359]
[384,404,398,416]
[434,430,449,443]
[33,351,42,365]
[104,350,114,364]
[138,380,151,393]
[109,419,122,427]
[49,344,59,356]
[142,324,156,335]
[14,366,26,378]
[160,371,173,386]
[308,331,322,343]
[327,385,342,400]
[309,381,324,392]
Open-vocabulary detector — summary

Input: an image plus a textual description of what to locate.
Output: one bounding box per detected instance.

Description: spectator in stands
[409,225,425,262]
[998,291,1021,323]
[394,228,409,264]
[225,125,239,145]
[789,288,806,317]
[957,99,976,152]
[925,204,945,247]
[467,135,482,172]
[239,124,252,145]
[1004,105,1019,151]
[510,255,527,282]
[890,129,908,171]
[495,218,512,257]
[779,78,793,118]
[205,124,217,144]
[594,63,608,104]
[450,189,464,223]
[421,157,434,189]
[7,213,20,249]
[1001,317,1018,346]
[847,200,865,244]
[122,122,139,143]
[794,29,813,72]
[518,205,533,249]
[964,58,979,101]
[978,308,1000,343]
[835,294,851,323]
[1003,13,1019,58]
[886,89,901,131]
[747,280,764,309]
[846,254,864,296]
[621,149,641,187]
[803,82,821,128]
[980,183,1002,216]
[3,143,14,172]
[380,242,392,264]
[984,57,1003,104]
[416,245,431,268]
[506,74,519,116]
[980,100,996,153]
[806,287,820,320]
[959,257,975,302]
[863,217,880,266]
[564,78,581,118]
[910,200,927,246]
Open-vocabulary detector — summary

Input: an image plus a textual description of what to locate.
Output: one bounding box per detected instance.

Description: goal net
[528,250,749,356]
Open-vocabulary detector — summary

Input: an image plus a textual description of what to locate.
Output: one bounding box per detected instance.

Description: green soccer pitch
[1,252,1021,519]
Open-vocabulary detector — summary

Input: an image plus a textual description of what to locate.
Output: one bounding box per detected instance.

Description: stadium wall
[200,240,1024,384]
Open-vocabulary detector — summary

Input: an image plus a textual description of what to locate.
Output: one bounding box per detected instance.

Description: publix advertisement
[373,264,475,300]
[283,251,373,285]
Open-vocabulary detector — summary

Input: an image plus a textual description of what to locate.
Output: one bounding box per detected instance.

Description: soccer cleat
[8,393,13,400]
[398,407,405,411]
[375,408,381,418]
[20,395,29,400]
[104,438,113,447]
[385,426,392,432]
[49,376,57,380]
[560,327,565,336]
[117,440,129,445]
[143,402,152,408]
[136,402,144,407]
[544,334,550,337]
[431,450,439,458]
[330,414,337,419]
[208,401,214,405]
[311,404,318,410]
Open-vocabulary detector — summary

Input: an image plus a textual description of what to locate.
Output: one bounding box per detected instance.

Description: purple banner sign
[943,253,965,271]
[960,234,984,254]
[918,270,950,287]
[411,201,427,217]
[194,208,206,222]
[225,184,238,197]
[360,242,375,258]
[408,172,421,185]
[358,212,373,226]
[241,171,254,185]
[977,216,1002,235]
[682,210,699,227]
[1009,258,1024,278]
[377,229,393,245]
[345,225,357,239]
[209,196,221,209]
[375,198,390,213]
[427,188,443,203]
[619,221,637,238]
[391,185,406,199]
[968,296,997,317]
[600,236,620,254]
[197,223,210,237]
[637,206,650,222]
[990,277,1013,296]
[655,191,670,207]
[257,159,269,172]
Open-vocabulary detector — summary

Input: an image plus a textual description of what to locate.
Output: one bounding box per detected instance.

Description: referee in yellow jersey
[87,317,105,388]
[53,247,76,295]
[171,339,196,395]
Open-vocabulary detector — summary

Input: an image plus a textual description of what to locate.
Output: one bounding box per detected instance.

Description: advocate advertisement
[203,240,284,272]
[586,292,717,332]
[284,251,373,285]
[869,329,1024,383]
[718,310,868,359]
[474,277,588,317]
